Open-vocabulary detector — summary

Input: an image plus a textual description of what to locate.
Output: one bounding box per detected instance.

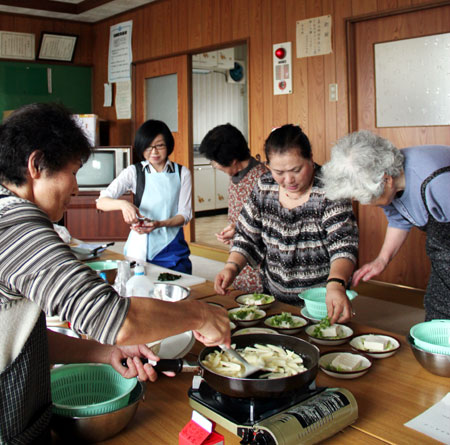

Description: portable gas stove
[188,378,358,445]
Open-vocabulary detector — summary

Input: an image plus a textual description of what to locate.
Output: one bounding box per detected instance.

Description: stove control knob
[252,431,275,445]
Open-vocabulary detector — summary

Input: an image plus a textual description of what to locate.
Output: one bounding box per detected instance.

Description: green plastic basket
[298,287,358,319]
[410,320,450,355]
[51,364,137,417]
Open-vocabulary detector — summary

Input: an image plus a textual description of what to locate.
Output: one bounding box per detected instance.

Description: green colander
[409,320,450,355]
[298,287,358,319]
[51,364,137,417]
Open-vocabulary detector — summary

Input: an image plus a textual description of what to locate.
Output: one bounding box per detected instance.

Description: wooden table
[55,254,447,444]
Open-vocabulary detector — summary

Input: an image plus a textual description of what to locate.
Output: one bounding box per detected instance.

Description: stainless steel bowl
[51,380,145,443]
[153,282,190,301]
[408,336,450,377]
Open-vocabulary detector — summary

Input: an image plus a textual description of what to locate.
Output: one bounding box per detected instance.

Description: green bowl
[86,260,118,284]
[298,287,357,319]
[410,320,450,355]
[51,364,137,417]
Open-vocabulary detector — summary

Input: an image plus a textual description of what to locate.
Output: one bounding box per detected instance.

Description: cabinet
[64,192,132,241]
[215,169,229,208]
[193,166,229,212]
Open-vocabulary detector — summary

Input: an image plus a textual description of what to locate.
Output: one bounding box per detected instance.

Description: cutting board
[142,263,206,288]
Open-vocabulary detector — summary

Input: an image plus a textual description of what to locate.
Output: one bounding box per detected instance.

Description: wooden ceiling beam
[0,0,112,15]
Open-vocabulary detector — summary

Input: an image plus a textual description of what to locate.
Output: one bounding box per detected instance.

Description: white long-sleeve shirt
[99,160,192,224]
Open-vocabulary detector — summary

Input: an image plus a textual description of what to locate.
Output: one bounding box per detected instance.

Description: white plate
[305,324,353,346]
[300,307,321,322]
[233,327,279,336]
[46,316,68,327]
[349,334,401,359]
[158,331,195,359]
[319,352,372,379]
[264,314,308,335]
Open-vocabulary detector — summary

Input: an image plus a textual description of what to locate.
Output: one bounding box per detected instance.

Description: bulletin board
[0,61,92,121]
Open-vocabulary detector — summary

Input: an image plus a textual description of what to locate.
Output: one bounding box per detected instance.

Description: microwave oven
[76,146,132,191]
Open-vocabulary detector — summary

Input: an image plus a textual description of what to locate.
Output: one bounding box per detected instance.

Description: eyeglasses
[145,143,166,153]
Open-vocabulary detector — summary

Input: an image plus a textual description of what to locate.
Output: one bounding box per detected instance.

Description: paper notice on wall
[104,83,112,107]
[108,20,133,83]
[296,15,332,58]
[0,31,35,60]
[404,392,450,443]
[115,80,132,120]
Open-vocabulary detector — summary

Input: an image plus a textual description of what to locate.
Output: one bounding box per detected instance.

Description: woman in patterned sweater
[215,125,358,324]
[199,124,267,292]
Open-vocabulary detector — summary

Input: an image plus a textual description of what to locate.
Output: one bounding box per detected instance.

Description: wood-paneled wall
[0,12,93,66]
[90,0,442,163]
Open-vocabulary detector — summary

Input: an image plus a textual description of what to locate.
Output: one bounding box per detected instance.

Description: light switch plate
[329,83,338,102]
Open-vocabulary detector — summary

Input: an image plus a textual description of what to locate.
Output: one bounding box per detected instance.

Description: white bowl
[227,307,266,327]
[230,321,237,331]
[319,351,372,379]
[235,293,275,310]
[349,334,401,359]
[305,324,353,346]
[233,327,278,336]
[264,313,308,335]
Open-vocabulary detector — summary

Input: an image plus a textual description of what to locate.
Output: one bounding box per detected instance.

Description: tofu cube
[364,335,388,351]
[331,354,362,372]
[321,325,343,337]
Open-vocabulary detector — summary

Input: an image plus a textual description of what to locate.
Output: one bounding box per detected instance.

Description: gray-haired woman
[321,130,450,320]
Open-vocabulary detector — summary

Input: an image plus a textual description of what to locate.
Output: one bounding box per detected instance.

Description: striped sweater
[231,168,358,304]
[0,185,129,370]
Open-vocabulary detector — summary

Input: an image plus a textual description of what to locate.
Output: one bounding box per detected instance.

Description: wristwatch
[326,277,346,287]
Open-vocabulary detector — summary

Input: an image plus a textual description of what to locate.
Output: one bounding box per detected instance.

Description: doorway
[191,43,249,252]
[349,3,450,290]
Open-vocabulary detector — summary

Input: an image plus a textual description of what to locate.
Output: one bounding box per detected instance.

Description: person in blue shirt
[321,130,450,320]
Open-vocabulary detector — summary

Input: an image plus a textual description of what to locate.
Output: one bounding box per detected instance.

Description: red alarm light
[275,47,286,59]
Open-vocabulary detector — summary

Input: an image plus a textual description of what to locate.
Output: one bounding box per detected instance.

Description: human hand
[121,202,140,225]
[325,285,353,325]
[214,267,236,295]
[352,257,387,287]
[110,344,172,382]
[131,219,160,235]
[193,302,231,348]
[215,223,235,245]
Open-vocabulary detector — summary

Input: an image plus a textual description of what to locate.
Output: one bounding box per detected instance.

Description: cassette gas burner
[188,380,358,444]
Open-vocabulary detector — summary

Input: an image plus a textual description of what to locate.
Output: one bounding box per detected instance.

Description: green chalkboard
[0,61,92,121]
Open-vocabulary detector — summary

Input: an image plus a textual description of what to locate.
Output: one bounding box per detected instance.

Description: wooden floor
[194,213,229,250]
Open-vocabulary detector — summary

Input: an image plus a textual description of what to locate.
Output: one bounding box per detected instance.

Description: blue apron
[125,163,191,273]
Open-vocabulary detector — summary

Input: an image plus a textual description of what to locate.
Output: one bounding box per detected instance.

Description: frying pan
[152,333,319,398]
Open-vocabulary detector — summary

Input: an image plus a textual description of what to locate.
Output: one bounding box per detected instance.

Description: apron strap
[134,163,146,208]
[420,166,450,215]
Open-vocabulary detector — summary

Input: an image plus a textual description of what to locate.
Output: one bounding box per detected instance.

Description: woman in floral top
[200,124,267,292]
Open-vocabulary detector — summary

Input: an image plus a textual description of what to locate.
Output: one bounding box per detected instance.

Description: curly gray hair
[321,130,405,204]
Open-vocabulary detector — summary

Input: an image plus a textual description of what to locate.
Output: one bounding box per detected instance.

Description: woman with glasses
[199,124,267,293]
[97,120,193,273]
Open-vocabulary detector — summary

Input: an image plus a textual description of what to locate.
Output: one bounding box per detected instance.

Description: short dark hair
[0,103,92,186]
[264,124,312,162]
[134,120,175,161]
[199,124,250,167]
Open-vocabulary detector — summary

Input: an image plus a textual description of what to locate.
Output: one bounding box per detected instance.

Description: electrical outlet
[329,83,338,102]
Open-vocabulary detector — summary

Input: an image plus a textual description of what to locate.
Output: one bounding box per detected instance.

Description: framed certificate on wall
[38,32,78,62]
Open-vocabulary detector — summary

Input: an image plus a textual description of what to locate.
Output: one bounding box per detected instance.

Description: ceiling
[0,0,157,23]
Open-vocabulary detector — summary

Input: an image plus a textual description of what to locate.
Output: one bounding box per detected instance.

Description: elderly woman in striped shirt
[214,124,358,325]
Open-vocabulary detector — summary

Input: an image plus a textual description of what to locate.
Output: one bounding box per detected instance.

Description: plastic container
[51,364,137,417]
[409,320,450,355]
[125,265,154,297]
[298,287,358,319]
